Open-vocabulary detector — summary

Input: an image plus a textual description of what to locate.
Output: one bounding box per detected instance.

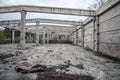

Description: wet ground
[0,44,120,80]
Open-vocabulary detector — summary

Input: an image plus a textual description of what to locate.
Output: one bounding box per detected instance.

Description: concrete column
[20,10,26,48]
[29,32,32,42]
[81,23,84,48]
[95,16,100,52]
[57,34,59,41]
[76,30,78,45]
[36,21,40,45]
[12,29,15,44]
[93,18,96,50]
[47,32,49,44]
[73,33,74,44]
[49,32,51,40]
[43,29,46,44]
[75,26,78,45]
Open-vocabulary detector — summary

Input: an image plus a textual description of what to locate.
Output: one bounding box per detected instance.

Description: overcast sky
[0,0,95,21]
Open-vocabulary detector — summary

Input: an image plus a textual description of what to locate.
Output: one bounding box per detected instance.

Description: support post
[47,32,49,44]
[43,27,46,44]
[49,32,51,40]
[20,10,26,49]
[95,16,100,52]
[57,34,59,41]
[81,23,84,48]
[76,29,78,45]
[73,33,75,44]
[93,18,96,50]
[36,21,40,45]
[29,32,32,43]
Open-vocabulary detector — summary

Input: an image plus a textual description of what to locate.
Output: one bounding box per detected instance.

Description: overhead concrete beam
[0,5,96,16]
[0,18,81,25]
[25,24,74,28]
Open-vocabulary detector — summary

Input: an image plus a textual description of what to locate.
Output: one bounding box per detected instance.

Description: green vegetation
[0,31,6,44]
[0,28,20,44]
[49,40,73,44]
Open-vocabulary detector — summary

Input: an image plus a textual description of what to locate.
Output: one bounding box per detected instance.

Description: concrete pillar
[12,29,15,44]
[93,18,96,50]
[20,10,26,48]
[81,23,84,48]
[43,28,46,44]
[36,21,40,45]
[29,33,31,42]
[49,32,51,40]
[73,33,74,44]
[47,32,49,44]
[76,30,78,45]
[57,34,59,41]
[95,16,100,52]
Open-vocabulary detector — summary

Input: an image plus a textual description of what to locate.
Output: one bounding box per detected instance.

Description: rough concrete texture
[76,1,120,58]
[0,44,120,80]
[99,3,120,58]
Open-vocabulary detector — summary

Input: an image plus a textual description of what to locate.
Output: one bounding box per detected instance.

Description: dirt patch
[36,73,94,80]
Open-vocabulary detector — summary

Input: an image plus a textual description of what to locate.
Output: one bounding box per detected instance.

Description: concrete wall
[74,0,120,58]
[84,20,94,50]
[99,2,120,58]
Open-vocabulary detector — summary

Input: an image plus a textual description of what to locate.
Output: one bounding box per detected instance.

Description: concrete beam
[25,24,74,28]
[0,18,81,26]
[0,5,96,16]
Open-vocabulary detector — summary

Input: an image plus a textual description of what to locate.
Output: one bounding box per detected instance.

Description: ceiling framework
[0,5,96,47]
[2,24,74,34]
[0,5,96,16]
[0,18,81,26]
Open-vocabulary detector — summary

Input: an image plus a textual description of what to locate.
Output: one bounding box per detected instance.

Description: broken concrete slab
[15,61,46,73]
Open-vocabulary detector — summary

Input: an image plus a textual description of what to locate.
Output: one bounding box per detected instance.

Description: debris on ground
[15,61,46,73]
[0,53,14,59]
[36,73,94,80]
[0,44,120,80]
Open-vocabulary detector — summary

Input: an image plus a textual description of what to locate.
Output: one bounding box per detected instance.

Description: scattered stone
[75,64,84,69]
[37,56,39,58]
[16,51,23,56]
[0,53,14,59]
[12,61,16,65]
[1,59,9,64]
[48,50,53,52]
[22,58,27,61]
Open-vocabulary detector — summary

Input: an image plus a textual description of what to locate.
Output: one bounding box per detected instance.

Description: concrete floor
[0,44,120,80]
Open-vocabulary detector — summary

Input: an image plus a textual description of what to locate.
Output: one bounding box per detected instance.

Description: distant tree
[0,31,6,44]
[4,28,12,38]
[89,0,108,10]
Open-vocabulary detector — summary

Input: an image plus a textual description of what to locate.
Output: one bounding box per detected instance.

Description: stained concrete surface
[0,44,120,80]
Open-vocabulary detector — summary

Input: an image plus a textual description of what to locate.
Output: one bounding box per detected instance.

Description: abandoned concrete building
[0,0,120,80]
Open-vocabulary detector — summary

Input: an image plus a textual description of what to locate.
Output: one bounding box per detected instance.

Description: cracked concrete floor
[0,44,120,80]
